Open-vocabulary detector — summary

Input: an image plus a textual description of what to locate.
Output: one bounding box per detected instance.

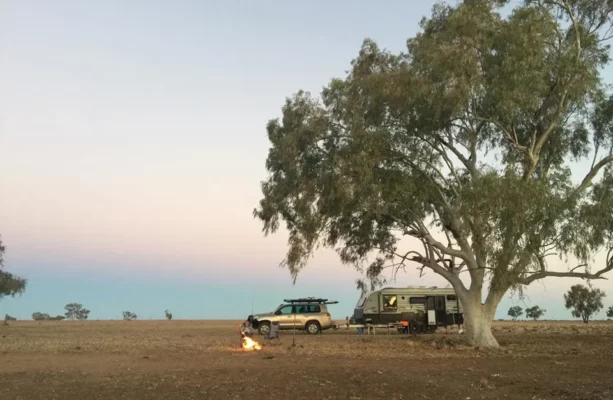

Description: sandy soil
[1,320,612,399]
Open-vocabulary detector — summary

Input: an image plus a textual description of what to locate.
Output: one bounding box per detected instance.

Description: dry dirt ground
[1,320,612,400]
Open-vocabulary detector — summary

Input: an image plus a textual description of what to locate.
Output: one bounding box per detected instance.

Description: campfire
[241,334,262,351]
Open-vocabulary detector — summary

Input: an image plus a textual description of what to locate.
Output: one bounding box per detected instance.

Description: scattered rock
[479,377,495,390]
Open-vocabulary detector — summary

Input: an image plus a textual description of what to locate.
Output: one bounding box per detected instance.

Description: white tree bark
[462,304,499,347]
[455,287,502,348]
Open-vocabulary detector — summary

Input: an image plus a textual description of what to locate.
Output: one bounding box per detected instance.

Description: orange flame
[242,335,262,351]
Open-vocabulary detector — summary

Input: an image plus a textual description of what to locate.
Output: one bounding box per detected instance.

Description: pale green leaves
[0,235,27,300]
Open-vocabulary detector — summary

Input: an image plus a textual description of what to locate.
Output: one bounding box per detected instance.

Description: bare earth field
[1,320,612,399]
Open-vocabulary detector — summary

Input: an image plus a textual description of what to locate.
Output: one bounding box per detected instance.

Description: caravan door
[426,297,436,325]
[426,296,447,326]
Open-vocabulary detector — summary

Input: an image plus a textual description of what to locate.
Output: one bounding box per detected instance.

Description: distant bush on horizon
[122,311,137,321]
[32,312,65,321]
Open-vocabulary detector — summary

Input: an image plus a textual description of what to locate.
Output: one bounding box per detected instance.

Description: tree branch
[397,155,460,197]
[470,116,527,152]
[415,238,457,281]
[433,135,478,179]
[562,0,582,59]
[405,220,469,261]
[578,154,613,192]
[520,260,613,285]
[403,226,468,261]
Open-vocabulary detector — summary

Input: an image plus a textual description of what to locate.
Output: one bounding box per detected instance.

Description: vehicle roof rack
[283,297,339,305]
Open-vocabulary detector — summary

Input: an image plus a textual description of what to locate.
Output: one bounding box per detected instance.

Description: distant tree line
[507,305,547,321]
[32,312,65,321]
[31,303,90,321]
[26,308,175,321]
[506,284,612,323]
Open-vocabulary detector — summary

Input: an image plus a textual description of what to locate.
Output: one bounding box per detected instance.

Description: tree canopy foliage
[564,284,605,323]
[64,303,90,320]
[525,305,546,320]
[32,312,65,321]
[255,0,613,346]
[123,311,137,321]
[0,235,26,300]
[508,306,524,320]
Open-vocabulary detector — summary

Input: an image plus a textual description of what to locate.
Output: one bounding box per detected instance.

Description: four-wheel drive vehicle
[249,298,338,335]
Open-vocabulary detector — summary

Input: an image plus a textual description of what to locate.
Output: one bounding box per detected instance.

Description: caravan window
[409,297,426,305]
[382,295,397,311]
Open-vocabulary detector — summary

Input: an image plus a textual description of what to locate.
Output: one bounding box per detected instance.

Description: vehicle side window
[383,295,397,311]
[307,305,321,313]
[447,295,457,301]
[409,297,426,305]
[296,305,308,314]
[277,306,294,315]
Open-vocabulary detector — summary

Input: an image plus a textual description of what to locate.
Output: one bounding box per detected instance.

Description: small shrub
[32,312,66,321]
[32,312,51,321]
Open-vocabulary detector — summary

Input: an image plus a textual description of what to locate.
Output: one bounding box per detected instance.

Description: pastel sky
[1,0,612,321]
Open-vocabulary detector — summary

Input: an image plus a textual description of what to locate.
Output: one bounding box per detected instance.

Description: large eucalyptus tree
[254,0,613,347]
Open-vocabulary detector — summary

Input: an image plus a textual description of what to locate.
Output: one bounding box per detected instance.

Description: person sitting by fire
[239,319,253,339]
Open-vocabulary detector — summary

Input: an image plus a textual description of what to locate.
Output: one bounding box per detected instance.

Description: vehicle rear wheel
[305,321,320,335]
[258,322,271,336]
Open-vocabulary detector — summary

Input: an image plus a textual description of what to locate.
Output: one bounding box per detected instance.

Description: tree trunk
[462,301,499,348]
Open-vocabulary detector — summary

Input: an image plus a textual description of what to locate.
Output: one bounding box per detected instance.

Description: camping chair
[266,321,281,344]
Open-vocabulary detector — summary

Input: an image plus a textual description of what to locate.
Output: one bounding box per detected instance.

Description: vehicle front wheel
[305,321,320,335]
[258,322,271,336]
